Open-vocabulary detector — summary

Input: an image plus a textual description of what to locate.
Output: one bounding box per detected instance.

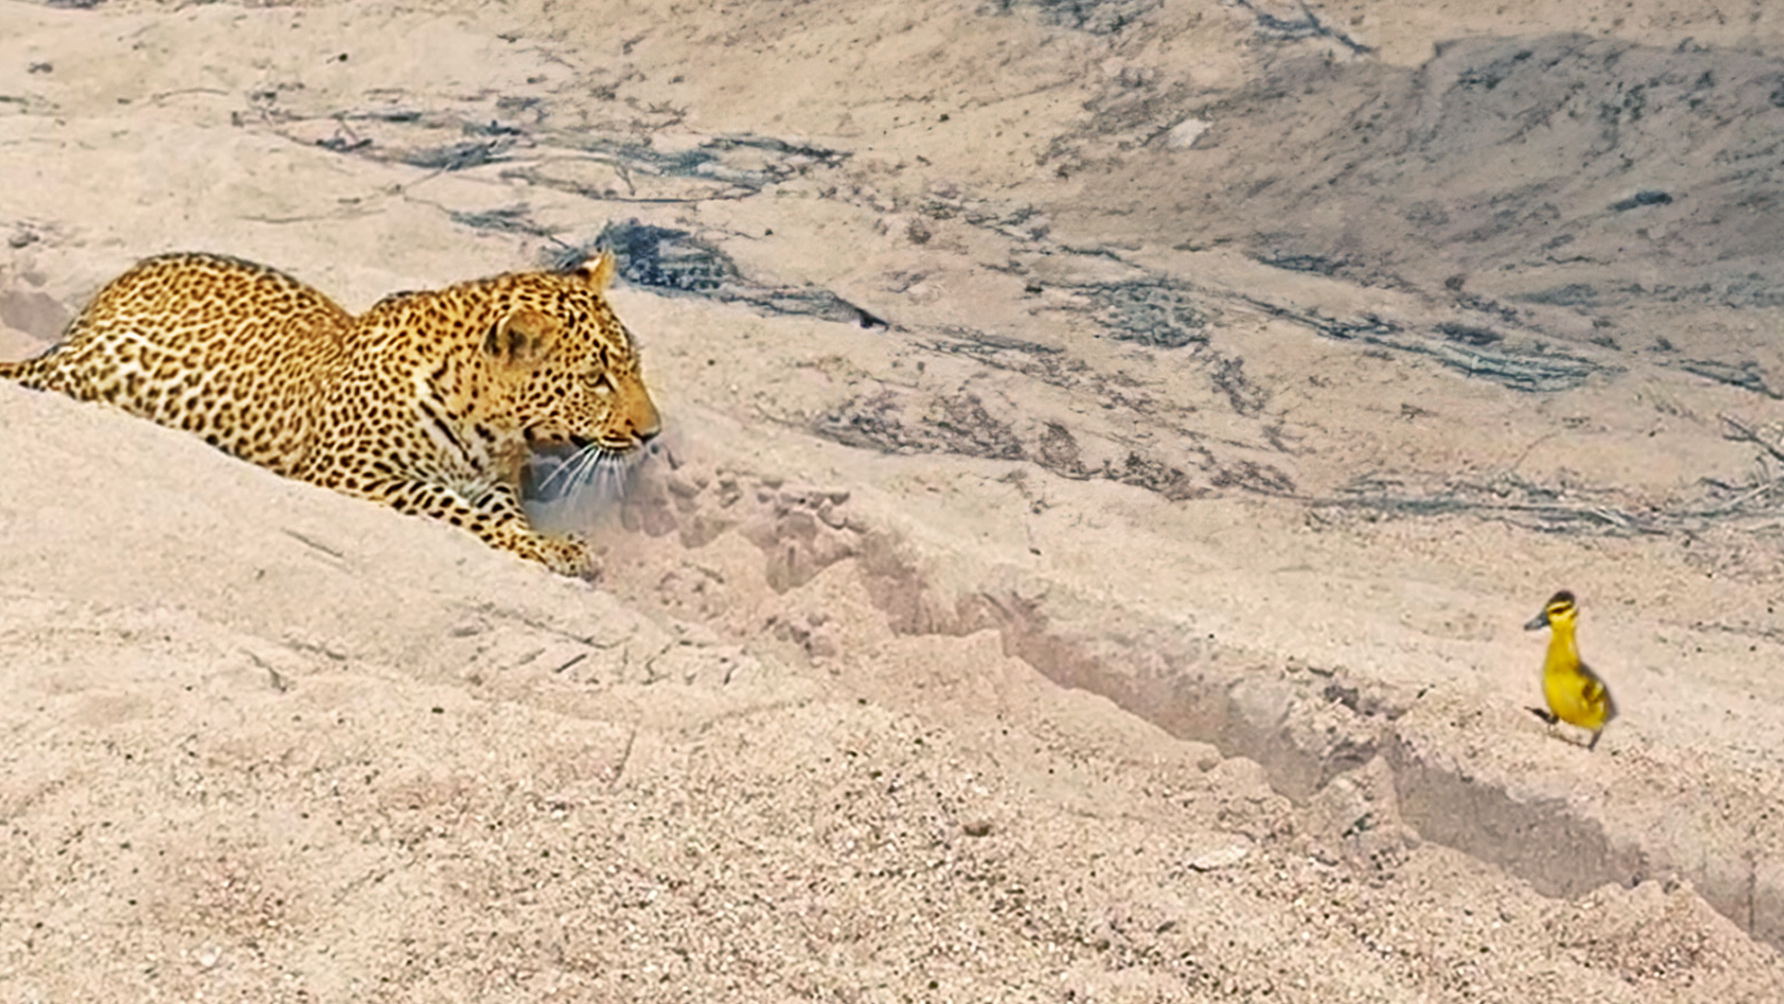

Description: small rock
[1165,118,1211,150]
[962,819,993,838]
[1185,841,1251,871]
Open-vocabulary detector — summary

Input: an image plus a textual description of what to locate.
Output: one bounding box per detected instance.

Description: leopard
[0,251,660,576]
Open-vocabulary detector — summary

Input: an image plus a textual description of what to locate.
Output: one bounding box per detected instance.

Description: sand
[2,0,1783,999]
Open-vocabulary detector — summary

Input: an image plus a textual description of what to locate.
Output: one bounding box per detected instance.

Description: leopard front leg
[320,473,597,577]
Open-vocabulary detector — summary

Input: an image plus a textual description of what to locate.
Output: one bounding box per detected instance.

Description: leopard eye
[590,372,615,397]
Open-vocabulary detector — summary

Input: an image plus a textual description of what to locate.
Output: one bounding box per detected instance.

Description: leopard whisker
[565,446,609,498]
[542,447,594,501]
[601,449,636,500]
[534,454,581,498]
[579,447,632,502]
[535,442,606,499]
[534,441,646,506]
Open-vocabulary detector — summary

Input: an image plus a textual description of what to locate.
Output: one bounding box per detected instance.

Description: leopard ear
[573,250,617,293]
[484,308,560,370]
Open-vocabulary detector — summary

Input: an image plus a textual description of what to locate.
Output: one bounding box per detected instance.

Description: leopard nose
[633,398,662,442]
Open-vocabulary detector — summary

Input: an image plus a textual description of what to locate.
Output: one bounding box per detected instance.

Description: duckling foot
[1525,706,1559,725]
[1586,729,1604,752]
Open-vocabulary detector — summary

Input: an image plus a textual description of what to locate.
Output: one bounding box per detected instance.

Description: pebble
[1186,841,1252,872]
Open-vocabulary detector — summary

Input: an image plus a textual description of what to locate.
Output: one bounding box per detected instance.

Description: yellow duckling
[1523,590,1617,750]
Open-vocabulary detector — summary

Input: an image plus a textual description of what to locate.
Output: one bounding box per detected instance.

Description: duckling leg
[1587,729,1603,752]
[1526,706,1559,725]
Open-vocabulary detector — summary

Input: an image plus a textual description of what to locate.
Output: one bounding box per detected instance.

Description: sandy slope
[3,0,1783,1000]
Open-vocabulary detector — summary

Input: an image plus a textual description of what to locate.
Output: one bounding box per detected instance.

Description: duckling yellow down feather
[1523,590,1618,751]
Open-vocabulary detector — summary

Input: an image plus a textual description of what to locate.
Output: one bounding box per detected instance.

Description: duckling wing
[1579,662,1617,723]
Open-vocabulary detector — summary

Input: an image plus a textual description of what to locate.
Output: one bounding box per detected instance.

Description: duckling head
[1523,590,1578,631]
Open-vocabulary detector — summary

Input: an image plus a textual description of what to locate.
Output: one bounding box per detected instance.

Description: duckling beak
[1523,610,1550,631]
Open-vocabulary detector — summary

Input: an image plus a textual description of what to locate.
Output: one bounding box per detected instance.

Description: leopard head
[479,251,661,459]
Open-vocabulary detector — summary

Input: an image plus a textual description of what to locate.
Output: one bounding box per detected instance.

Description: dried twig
[1721,412,1784,465]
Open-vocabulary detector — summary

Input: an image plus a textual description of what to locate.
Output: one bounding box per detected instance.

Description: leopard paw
[522,531,599,579]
